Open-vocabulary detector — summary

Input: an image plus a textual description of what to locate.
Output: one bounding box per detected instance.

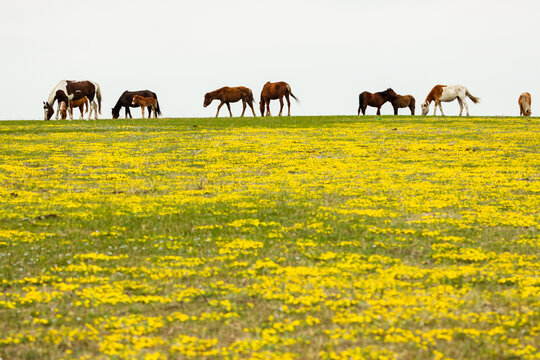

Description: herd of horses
[43,80,533,120]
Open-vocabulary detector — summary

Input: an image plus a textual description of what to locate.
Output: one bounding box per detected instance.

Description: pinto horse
[59,96,89,120]
[421,85,480,116]
[204,86,256,117]
[43,80,101,120]
[357,88,396,115]
[112,90,161,119]
[259,81,299,116]
[518,92,532,116]
[132,95,158,118]
[389,92,416,115]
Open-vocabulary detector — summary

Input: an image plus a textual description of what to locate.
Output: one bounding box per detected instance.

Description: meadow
[0,115,538,360]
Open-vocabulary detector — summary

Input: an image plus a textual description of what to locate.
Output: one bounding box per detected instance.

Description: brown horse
[59,96,89,120]
[203,86,256,117]
[132,95,158,118]
[358,88,396,115]
[390,92,416,115]
[259,81,299,116]
[519,92,531,116]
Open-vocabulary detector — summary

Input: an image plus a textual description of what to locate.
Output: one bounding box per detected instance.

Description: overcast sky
[1,0,539,119]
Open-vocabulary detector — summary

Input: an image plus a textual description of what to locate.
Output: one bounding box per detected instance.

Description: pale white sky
[1,0,539,119]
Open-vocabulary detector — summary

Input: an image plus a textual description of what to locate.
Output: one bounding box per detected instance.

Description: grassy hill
[0,116,538,359]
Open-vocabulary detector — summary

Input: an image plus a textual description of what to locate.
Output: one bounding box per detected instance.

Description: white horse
[421,84,480,116]
[44,80,102,120]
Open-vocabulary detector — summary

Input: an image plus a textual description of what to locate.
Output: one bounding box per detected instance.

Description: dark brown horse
[203,86,256,117]
[390,92,416,115]
[259,81,299,116]
[357,88,396,115]
[112,90,161,119]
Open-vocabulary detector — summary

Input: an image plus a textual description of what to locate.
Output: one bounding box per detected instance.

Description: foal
[390,93,416,115]
[59,96,89,120]
[132,95,158,118]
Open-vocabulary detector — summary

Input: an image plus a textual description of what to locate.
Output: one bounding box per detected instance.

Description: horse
[259,81,299,116]
[204,86,256,117]
[43,80,102,120]
[421,85,480,116]
[357,88,396,115]
[112,90,161,119]
[132,95,158,118]
[59,96,89,120]
[390,93,415,115]
[518,92,532,116]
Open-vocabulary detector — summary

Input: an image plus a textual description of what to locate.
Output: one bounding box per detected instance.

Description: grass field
[0,116,538,360]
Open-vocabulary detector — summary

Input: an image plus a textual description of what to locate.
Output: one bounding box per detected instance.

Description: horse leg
[126,107,132,119]
[438,102,445,116]
[266,101,271,117]
[457,98,464,116]
[87,102,93,120]
[226,102,233,117]
[79,105,84,120]
[216,102,224,117]
[410,105,415,116]
[393,105,398,116]
[278,97,284,116]
[285,94,291,116]
[141,106,145,119]
[463,100,470,116]
[249,101,256,117]
[241,100,246,117]
[376,106,381,115]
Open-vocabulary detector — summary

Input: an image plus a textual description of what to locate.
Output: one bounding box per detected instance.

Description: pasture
[0,116,538,360]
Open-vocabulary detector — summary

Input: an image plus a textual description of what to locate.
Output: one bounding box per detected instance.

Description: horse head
[203,93,212,107]
[382,88,397,100]
[43,101,54,120]
[421,101,430,116]
[112,107,120,119]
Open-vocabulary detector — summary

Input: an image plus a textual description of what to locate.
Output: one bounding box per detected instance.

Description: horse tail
[153,93,162,116]
[248,89,255,106]
[96,83,102,114]
[466,90,480,104]
[287,84,300,103]
[358,93,364,115]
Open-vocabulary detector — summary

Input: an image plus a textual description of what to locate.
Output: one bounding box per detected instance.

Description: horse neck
[208,89,223,100]
[424,92,435,104]
[48,80,69,105]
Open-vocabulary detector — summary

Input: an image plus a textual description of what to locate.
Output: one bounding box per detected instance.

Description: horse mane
[47,80,67,105]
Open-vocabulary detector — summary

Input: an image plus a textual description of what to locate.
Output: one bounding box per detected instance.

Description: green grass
[0,115,538,360]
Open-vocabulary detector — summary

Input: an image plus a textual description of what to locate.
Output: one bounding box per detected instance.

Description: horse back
[261,81,288,100]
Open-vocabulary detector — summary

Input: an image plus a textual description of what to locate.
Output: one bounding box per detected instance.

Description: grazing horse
[421,84,480,116]
[518,92,532,116]
[357,88,396,115]
[43,80,102,120]
[112,90,161,119]
[389,92,415,115]
[204,86,256,117]
[259,81,299,116]
[132,95,158,118]
[59,97,89,120]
